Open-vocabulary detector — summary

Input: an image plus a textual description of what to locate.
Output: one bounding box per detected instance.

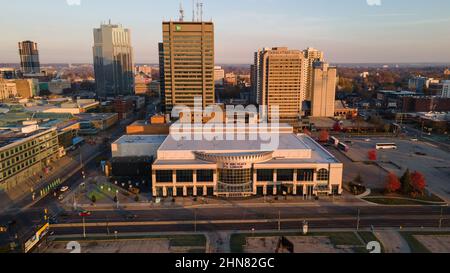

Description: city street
[0,116,135,248]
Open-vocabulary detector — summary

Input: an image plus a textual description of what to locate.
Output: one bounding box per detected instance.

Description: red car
[78,211,92,217]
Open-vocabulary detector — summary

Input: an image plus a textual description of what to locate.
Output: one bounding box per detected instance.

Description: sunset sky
[1,0,450,64]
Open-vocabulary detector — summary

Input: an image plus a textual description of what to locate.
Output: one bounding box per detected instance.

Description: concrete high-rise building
[160,21,215,113]
[442,81,450,98]
[214,66,225,86]
[311,62,337,117]
[254,47,308,124]
[303,47,324,101]
[93,22,134,98]
[253,48,270,106]
[18,41,41,74]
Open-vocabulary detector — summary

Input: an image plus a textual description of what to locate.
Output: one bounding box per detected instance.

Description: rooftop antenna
[192,0,195,22]
[196,1,200,22]
[179,2,185,22]
[200,2,203,22]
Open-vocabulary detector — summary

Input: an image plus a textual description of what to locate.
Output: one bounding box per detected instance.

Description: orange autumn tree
[385,173,401,193]
[318,130,330,143]
[411,171,426,195]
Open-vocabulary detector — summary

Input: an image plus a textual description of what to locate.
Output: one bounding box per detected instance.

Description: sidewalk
[0,144,104,214]
[374,230,411,253]
[62,193,373,212]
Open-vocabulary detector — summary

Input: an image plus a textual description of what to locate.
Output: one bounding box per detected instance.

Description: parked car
[60,186,69,193]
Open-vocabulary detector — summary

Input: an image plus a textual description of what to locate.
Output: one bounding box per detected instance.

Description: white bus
[376,143,397,150]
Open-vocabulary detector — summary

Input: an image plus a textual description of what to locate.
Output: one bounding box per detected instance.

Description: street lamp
[356,209,361,231]
[82,217,86,239]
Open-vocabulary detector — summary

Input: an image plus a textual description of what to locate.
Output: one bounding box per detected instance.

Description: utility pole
[278,211,281,231]
[356,209,361,231]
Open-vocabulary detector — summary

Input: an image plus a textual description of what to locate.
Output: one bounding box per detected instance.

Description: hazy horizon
[1,0,450,64]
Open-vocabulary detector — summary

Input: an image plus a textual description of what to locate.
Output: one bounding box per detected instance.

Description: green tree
[400,169,412,195]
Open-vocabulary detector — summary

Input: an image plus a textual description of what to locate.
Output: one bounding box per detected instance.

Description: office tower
[250,64,257,104]
[93,22,134,98]
[253,48,270,106]
[18,41,41,74]
[214,66,225,86]
[254,47,308,124]
[303,47,324,101]
[442,81,450,98]
[311,62,337,117]
[160,21,215,113]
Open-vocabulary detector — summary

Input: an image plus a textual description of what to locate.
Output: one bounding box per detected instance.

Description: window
[176,170,194,183]
[257,169,274,182]
[277,169,294,182]
[317,169,329,181]
[298,169,314,182]
[156,170,173,183]
[197,170,214,182]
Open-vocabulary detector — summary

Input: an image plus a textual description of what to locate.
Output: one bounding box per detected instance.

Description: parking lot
[331,136,450,202]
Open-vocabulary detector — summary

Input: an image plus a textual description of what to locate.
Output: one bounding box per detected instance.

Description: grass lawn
[366,189,445,204]
[87,189,106,202]
[97,184,120,199]
[400,232,450,253]
[363,197,435,205]
[230,232,366,253]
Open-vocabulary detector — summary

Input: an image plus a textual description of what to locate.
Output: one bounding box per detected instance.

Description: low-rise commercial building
[126,120,171,135]
[152,123,343,198]
[77,113,119,131]
[0,126,59,192]
[111,135,166,159]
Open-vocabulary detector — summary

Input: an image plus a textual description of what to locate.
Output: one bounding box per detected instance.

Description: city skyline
[1,0,450,64]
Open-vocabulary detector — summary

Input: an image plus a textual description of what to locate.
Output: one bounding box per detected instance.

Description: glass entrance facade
[217,168,253,194]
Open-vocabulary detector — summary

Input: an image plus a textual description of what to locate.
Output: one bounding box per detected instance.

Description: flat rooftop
[76,113,118,120]
[0,127,54,149]
[113,135,167,145]
[156,133,340,164]
[159,133,308,152]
